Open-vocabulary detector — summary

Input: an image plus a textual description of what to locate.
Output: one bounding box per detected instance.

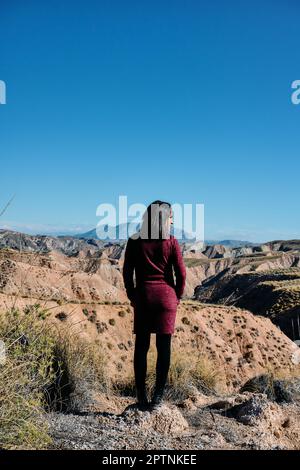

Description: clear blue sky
[0,0,299,242]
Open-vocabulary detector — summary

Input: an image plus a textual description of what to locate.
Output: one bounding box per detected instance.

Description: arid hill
[1,293,299,391]
[194,268,300,341]
[1,229,300,338]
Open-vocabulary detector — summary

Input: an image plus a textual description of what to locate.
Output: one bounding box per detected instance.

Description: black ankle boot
[150,387,165,409]
[136,388,149,409]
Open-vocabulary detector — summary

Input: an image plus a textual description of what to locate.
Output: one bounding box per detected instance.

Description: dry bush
[0,307,55,449]
[0,306,110,449]
[51,326,111,411]
[148,349,220,400]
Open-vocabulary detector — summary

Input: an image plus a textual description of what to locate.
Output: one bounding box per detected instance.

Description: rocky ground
[48,388,300,450]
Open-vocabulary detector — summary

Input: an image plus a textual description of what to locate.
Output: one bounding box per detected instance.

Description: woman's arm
[122,237,136,302]
[171,237,186,301]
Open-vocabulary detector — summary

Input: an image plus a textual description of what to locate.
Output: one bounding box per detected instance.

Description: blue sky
[0,0,299,242]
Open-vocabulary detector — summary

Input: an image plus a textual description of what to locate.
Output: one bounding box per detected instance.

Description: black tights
[134,332,171,393]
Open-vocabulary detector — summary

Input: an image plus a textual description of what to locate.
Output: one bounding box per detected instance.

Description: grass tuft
[0,306,110,449]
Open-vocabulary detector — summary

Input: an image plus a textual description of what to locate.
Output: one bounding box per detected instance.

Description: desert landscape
[2,0,300,459]
[1,229,300,450]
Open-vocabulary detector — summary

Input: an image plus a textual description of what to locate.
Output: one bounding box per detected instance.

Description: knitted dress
[122,234,186,335]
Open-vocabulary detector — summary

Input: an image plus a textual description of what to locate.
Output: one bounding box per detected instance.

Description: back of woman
[123,234,186,334]
[122,200,187,410]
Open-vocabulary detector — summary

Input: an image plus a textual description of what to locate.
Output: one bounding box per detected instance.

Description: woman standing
[122,200,186,410]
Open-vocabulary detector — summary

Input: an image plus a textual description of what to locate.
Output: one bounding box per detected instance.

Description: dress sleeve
[122,237,136,301]
[171,237,186,300]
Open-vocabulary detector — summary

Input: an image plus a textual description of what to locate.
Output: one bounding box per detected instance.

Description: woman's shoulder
[162,234,177,250]
[169,234,178,244]
[127,233,177,244]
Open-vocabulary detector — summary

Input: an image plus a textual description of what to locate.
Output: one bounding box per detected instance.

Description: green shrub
[0,306,110,449]
[55,311,68,322]
[88,311,97,323]
[0,309,55,448]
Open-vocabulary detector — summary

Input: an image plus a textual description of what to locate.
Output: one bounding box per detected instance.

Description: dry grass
[0,306,110,449]
[158,349,219,400]
[113,345,220,401]
[51,326,111,411]
[240,366,300,403]
[0,308,55,449]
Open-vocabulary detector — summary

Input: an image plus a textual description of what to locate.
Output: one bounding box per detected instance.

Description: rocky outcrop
[203,244,229,259]
[121,403,189,435]
[225,394,286,429]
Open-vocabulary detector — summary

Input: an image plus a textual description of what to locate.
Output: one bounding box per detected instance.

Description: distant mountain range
[74,223,255,248]
[207,239,256,248]
[75,223,196,241]
[0,226,256,248]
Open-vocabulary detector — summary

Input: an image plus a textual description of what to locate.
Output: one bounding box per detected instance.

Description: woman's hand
[126,289,135,306]
[130,289,137,308]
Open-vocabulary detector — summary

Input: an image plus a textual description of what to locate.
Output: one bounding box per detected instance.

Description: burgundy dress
[122,234,186,335]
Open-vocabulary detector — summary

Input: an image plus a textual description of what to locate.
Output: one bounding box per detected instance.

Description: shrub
[109,318,116,326]
[55,311,68,322]
[24,303,50,320]
[158,350,219,399]
[96,321,107,333]
[88,311,97,323]
[50,327,110,411]
[0,308,55,449]
[0,306,110,449]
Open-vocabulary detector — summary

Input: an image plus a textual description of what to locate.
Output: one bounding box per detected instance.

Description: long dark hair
[140,200,172,240]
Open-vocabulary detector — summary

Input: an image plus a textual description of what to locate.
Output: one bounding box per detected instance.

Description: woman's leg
[152,333,172,402]
[134,331,151,402]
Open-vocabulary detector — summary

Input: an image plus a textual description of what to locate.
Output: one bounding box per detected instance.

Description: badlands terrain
[1,229,300,449]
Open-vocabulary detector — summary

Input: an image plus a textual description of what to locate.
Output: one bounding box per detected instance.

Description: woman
[122,200,186,410]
